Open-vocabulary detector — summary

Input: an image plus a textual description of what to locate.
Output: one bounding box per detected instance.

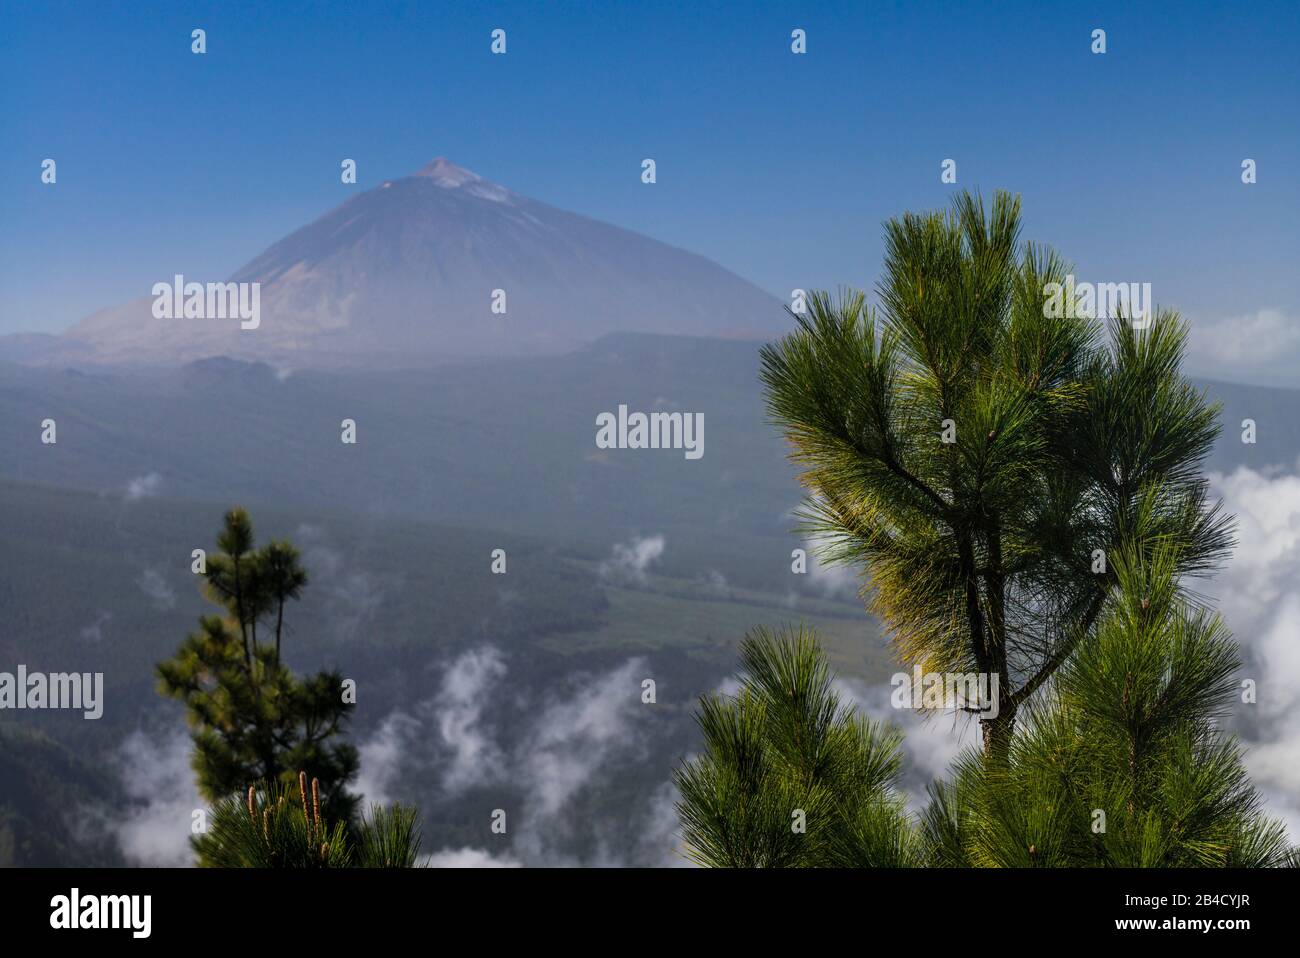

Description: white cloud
[357,647,663,866]
[715,674,744,698]
[623,780,691,868]
[124,472,163,501]
[803,538,863,599]
[1206,465,1300,838]
[105,729,202,867]
[522,657,646,819]
[137,567,175,608]
[422,847,522,868]
[355,647,508,803]
[354,711,421,810]
[781,502,866,601]
[437,647,508,794]
[599,534,665,584]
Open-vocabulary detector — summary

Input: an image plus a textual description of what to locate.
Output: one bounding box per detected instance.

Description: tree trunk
[982,706,1016,763]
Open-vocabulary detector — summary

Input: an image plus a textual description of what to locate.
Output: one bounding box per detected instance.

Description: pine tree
[759,191,1232,759]
[674,626,920,867]
[156,509,360,825]
[676,608,1291,868]
[678,193,1290,868]
[922,547,1291,867]
[196,771,422,868]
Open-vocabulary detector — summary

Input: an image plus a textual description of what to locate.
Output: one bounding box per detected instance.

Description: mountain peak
[414,156,479,185]
[409,157,511,202]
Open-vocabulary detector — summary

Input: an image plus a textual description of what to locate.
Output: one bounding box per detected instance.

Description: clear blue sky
[2,0,1297,379]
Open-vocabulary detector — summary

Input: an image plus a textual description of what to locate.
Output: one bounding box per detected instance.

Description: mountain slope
[46,159,789,367]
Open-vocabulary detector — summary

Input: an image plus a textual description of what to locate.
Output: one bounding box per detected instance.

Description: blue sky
[2,0,1297,381]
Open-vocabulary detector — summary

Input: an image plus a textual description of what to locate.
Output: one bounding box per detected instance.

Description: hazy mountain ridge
[1,331,1294,605]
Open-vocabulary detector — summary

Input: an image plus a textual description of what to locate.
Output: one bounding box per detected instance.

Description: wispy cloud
[137,567,175,609]
[599,534,665,584]
[355,646,678,866]
[354,711,421,810]
[123,472,163,501]
[79,611,112,643]
[521,657,647,819]
[437,647,508,794]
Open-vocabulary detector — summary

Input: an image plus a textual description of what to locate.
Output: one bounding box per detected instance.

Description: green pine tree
[196,771,422,868]
[759,190,1232,759]
[922,547,1291,867]
[679,191,1292,868]
[675,611,1291,868]
[156,509,360,826]
[674,626,920,867]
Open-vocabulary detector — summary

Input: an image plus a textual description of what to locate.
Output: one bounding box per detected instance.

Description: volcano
[30,158,789,368]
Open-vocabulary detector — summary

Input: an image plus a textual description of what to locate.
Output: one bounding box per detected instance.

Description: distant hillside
[0,335,804,593]
[0,723,125,867]
[1197,377,1300,474]
[0,334,1293,548]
